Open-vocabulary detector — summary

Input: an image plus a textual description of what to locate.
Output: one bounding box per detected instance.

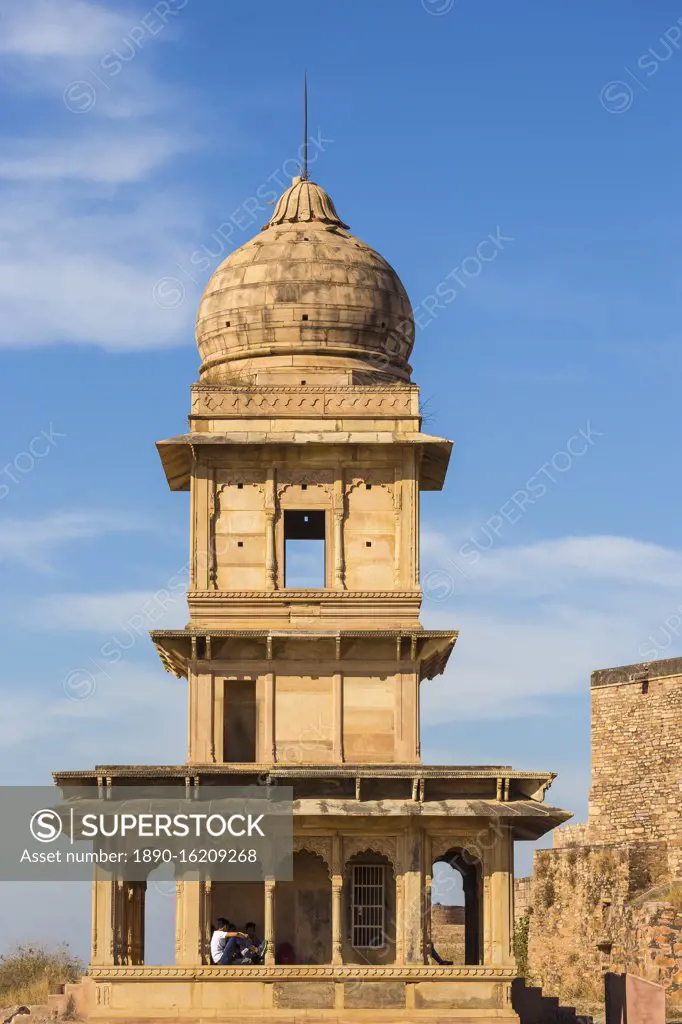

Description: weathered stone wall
[430,904,465,964]
[612,894,682,997]
[553,822,590,848]
[522,657,682,1015]
[527,845,631,1007]
[589,659,682,848]
[514,877,532,924]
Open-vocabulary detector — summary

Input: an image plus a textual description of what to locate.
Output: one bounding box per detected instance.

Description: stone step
[511,977,589,1024]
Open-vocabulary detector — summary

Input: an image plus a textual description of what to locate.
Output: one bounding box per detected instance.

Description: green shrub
[513,914,530,977]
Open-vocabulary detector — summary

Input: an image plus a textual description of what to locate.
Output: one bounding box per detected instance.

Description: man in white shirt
[210,919,250,965]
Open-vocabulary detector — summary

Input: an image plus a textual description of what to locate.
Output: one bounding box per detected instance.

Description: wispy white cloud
[0,187,198,349]
[0,663,185,765]
[0,0,202,351]
[0,132,193,184]
[420,529,682,721]
[423,530,682,595]
[0,0,189,119]
[0,0,130,59]
[0,510,147,569]
[34,588,187,631]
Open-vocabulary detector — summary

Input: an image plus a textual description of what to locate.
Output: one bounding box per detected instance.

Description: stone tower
[154,176,456,767]
[55,175,570,1023]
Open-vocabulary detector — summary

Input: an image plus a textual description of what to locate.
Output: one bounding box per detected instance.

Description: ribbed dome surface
[195,178,414,382]
[267,177,349,228]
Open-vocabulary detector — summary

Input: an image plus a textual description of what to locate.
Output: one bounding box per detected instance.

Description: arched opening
[431,849,482,966]
[275,850,331,964]
[345,850,396,965]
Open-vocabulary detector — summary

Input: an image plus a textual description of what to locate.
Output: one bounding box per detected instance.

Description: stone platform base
[66,966,519,1023]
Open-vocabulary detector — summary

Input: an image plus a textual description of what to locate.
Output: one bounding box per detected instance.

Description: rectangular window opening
[284,509,325,588]
[223,678,257,763]
[352,864,385,949]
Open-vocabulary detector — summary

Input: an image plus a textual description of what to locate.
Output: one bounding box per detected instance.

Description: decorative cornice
[191,385,418,394]
[89,964,517,980]
[57,764,554,781]
[152,628,457,639]
[188,590,420,600]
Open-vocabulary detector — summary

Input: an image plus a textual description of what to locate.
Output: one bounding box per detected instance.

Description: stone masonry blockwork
[519,658,682,1015]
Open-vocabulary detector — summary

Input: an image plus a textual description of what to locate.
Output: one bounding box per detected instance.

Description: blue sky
[1,0,682,959]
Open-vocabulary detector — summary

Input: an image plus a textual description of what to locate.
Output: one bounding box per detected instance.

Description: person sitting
[210,918,251,965]
[239,922,267,964]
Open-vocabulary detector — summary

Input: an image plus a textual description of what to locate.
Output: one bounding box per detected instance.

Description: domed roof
[195,177,414,383]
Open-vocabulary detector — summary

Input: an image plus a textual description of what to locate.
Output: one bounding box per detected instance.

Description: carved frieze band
[189,590,419,599]
[90,964,517,979]
[191,388,415,418]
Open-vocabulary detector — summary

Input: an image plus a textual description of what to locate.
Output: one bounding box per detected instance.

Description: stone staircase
[512,978,594,1024]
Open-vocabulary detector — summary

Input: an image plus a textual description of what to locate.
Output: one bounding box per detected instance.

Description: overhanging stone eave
[156,431,452,491]
[150,628,458,681]
[48,770,570,840]
[53,763,554,778]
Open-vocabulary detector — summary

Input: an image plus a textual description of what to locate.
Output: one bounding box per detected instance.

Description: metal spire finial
[302,71,309,181]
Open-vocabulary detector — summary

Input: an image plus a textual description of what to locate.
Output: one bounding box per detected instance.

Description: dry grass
[0,945,83,1006]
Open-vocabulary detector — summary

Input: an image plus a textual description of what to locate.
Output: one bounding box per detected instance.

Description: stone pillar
[402,826,425,964]
[410,450,420,587]
[333,672,344,762]
[176,878,204,965]
[265,672,276,762]
[423,837,433,964]
[265,468,277,589]
[415,677,421,761]
[130,881,145,965]
[333,510,345,589]
[488,826,514,966]
[264,879,276,966]
[265,510,277,590]
[212,676,224,763]
[112,879,127,965]
[395,873,405,964]
[200,880,212,964]
[189,670,214,763]
[111,879,145,965]
[332,834,343,965]
[333,471,346,590]
[91,868,114,966]
[393,468,402,587]
[192,457,211,590]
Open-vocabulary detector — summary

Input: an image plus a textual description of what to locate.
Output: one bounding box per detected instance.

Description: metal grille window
[351,863,385,949]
